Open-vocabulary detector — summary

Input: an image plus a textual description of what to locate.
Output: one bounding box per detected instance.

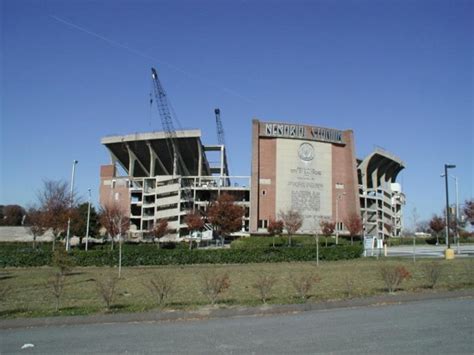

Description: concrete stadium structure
[99,120,404,240]
[100,130,250,239]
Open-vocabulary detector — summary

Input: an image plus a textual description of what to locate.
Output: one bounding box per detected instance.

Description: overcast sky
[1,0,473,225]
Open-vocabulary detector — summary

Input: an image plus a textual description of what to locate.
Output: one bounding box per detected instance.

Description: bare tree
[99,203,129,278]
[99,203,129,251]
[343,213,363,245]
[279,210,303,247]
[37,180,71,251]
[24,207,45,249]
[48,272,66,312]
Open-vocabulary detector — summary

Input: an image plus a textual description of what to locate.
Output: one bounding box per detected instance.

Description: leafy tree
[24,207,46,249]
[1,205,26,226]
[279,209,302,246]
[185,212,204,232]
[344,213,363,245]
[208,193,244,242]
[185,212,205,249]
[320,220,335,247]
[37,180,71,251]
[267,219,284,248]
[153,219,170,246]
[429,215,445,245]
[70,203,100,247]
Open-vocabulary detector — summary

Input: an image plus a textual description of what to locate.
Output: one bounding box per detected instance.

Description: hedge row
[231,236,353,249]
[0,243,362,267]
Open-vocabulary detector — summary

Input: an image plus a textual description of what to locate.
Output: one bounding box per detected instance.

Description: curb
[1,289,473,330]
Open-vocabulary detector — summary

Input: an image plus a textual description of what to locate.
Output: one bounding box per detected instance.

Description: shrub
[0,282,10,302]
[343,276,355,298]
[421,262,443,289]
[96,274,119,310]
[146,273,175,307]
[201,272,230,305]
[252,274,277,304]
[290,273,320,301]
[379,264,411,293]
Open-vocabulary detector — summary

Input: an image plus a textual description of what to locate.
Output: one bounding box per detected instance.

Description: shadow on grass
[0,274,15,280]
[0,307,30,318]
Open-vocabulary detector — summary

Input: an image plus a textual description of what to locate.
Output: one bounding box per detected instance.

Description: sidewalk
[1,288,472,330]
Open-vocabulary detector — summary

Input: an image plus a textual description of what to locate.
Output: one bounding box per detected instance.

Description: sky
[1,0,473,226]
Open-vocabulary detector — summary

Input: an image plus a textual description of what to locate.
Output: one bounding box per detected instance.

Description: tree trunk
[110,236,114,251]
[33,234,36,249]
[118,236,122,278]
[325,236,328,247]
[351,236,354,245]
[52,236,56,251]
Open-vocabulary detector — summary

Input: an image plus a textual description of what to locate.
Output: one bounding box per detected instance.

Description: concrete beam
[147,141,169,176]
[126,144,149,177]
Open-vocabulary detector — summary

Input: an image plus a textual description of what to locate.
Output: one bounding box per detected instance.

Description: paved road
[381,244,474,258]
[1,297,473,354]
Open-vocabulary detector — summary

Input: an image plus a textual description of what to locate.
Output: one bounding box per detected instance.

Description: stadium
[99,119,404,241]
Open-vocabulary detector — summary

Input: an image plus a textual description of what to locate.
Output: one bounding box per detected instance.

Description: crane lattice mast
[215,108,226,146]
[150,68,188,176]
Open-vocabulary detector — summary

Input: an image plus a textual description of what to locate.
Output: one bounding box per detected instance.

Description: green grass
[0,258,473,319]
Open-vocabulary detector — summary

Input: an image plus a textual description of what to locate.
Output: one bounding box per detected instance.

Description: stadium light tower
[443,164,456,249]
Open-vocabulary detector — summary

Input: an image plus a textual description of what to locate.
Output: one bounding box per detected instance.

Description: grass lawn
[0,258,473,319]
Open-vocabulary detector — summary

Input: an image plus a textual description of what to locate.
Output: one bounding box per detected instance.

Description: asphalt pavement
[1,296,473,354]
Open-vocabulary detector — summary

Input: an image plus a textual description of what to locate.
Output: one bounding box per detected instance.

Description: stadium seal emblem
[298,143,314,162]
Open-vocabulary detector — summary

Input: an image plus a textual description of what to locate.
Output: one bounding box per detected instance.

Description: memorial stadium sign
[263,123,344,145]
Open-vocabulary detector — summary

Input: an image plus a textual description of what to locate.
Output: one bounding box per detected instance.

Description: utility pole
[444,164,456,250]
[65,160,78,251]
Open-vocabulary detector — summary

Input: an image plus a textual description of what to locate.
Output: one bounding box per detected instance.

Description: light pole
[443,164,456,249]
[442,174,460,253]
[85,188,91,251]
[335,192,346,245]
[65,160,78,251]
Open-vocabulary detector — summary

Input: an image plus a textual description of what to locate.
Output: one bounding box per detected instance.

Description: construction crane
[214,108,225,146]
[150,68,189,176]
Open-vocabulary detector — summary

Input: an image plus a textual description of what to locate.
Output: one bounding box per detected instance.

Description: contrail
[49,15,253,103]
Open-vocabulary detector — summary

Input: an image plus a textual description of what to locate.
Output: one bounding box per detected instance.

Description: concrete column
[197,140,202,185]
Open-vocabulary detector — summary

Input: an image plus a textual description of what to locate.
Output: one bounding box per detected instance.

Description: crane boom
[150,68,189,176]
[215,108,225,146]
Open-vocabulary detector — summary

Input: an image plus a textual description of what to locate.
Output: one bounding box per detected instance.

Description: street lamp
[85,188,91,251]
[65,160,78,251]
[441,174,459,253]
[335,192,346,245]
[443,164,456,249]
